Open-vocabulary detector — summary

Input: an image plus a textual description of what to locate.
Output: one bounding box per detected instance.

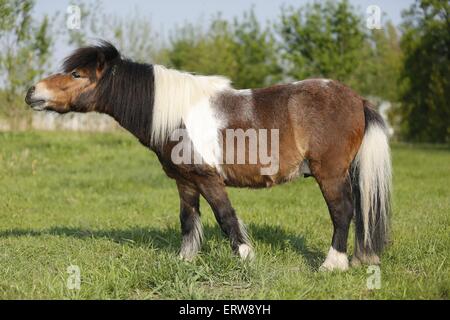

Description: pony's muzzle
[25,86,45,109]
[25,86,36,105]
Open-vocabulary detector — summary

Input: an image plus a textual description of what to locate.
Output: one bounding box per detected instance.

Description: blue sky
[35,0,415,29]
[33,0,415,64]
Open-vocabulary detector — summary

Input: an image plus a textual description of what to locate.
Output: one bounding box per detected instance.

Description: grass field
[0,130,448,299]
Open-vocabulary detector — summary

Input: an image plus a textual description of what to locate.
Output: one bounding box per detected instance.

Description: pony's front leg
[177,181,203,261]
[197,178,254,260]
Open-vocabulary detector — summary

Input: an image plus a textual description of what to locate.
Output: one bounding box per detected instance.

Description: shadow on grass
[248,223,325,270]
[0,223,324,269]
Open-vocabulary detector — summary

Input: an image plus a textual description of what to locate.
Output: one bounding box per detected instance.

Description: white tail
[352,106,392,255]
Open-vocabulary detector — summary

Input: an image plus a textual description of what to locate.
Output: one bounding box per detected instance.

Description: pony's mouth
[29,100,46,111]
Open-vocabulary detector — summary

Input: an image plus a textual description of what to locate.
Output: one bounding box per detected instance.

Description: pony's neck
[96,59,155,146]
[98,63,232,148]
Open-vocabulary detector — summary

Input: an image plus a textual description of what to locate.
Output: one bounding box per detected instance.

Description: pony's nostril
[25,86,36,104]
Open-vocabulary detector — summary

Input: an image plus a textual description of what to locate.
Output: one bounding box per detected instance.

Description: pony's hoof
[350,256,362,267]
[319,247,349,272]
[179,252,197,262]
[319,262,349,272]
[351,254,380,267]
[238,244,255,261]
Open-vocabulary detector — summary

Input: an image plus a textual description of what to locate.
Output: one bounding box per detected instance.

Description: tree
[277,0,365,89]
[166,17,238,79]
[0,0,52,111]
[232,9,281,88]
[357,22,403,102]
[165,9,280,89]
[398,0,450,142]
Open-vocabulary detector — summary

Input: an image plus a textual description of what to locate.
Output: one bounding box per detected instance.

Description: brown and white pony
[25,41,391,271]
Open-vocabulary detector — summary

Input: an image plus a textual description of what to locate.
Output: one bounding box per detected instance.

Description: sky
[34,0,415,28]
[33,0,416,63]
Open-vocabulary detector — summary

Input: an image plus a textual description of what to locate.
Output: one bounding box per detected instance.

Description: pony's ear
[96,50,106,72]
[96,51,106,78]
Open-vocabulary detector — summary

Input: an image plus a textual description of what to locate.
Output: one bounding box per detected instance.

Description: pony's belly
[221,167,276,188]
[220,160,311,188]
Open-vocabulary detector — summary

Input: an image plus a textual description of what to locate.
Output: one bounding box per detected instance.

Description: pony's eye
[71,71,81,78]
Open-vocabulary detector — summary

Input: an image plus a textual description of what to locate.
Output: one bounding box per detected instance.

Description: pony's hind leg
[177,181,203,261]
[313,172,354,271]
[197,178,254,260]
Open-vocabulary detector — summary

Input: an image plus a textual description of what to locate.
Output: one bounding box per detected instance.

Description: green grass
[0,131,449,299]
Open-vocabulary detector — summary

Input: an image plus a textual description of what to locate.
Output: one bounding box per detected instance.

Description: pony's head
[25,41,120,113]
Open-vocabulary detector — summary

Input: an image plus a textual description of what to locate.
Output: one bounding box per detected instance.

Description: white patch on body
[320,247,349,271]
[184,98,223,168]
[152,65,230,147]
[237,89,252,95]
[292,80,307,85]
[292,79,331,87]
[152,65,233,174]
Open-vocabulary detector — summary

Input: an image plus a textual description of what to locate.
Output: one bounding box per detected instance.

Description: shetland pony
[25,41,391,270]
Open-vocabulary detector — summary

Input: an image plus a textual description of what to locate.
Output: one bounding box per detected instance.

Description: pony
[25,41,392,270]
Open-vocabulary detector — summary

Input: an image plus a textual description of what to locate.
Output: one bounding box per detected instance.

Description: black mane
[97,58,155,144]
[63,41,155,145]
[62,40,120,73]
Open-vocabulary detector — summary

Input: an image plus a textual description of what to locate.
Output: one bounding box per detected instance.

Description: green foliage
[166,18,238,80]
[277,1,365,85]
[231,10,282,88]
[0,0,52,103]
[166,9,281,88]
[356,22,403,102]
[276,0,404,100]
[397,0,450,143]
